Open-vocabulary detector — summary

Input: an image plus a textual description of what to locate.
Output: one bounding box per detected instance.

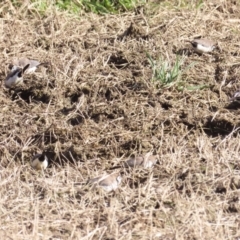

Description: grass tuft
[147,53,186,87]
[147,53,209,91]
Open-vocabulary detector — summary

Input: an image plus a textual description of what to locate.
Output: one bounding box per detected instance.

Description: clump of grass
[147,53,207,90]
[147,53,186,87]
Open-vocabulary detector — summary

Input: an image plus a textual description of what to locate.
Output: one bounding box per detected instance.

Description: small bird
[230,90,240,102]
[31,152,48,170]
[88,172,122,192]
[4,64,30,88]
[124,152,159,169]
[186,38,216,53]
[9,57,48,74]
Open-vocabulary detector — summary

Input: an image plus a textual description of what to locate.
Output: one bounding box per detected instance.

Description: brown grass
[1,0,240,239]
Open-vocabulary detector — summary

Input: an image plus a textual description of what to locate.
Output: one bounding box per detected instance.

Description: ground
[1,0,240,239]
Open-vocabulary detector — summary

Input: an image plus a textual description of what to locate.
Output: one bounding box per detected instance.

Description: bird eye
[18,71,23,78]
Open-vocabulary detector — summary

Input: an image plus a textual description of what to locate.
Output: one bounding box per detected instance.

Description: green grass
[147,53,185,88]
[11,0,145,14]
[80,0,142,13]
[147,53,208,90]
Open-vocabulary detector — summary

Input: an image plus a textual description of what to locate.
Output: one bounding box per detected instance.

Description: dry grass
[1,0,240,239]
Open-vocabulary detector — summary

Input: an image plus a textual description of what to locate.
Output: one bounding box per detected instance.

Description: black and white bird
[31,152,48,170]
[186,38,216,53]
[9,57,48,74]
[88,172,122,192]
[124,152,159,169]
[4,64,30,88]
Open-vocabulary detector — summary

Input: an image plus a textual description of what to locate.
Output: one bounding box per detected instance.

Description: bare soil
[1,1,240,239]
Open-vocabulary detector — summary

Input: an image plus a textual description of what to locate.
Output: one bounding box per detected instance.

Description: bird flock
[5,38,239,192]
[31,151,159,192]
